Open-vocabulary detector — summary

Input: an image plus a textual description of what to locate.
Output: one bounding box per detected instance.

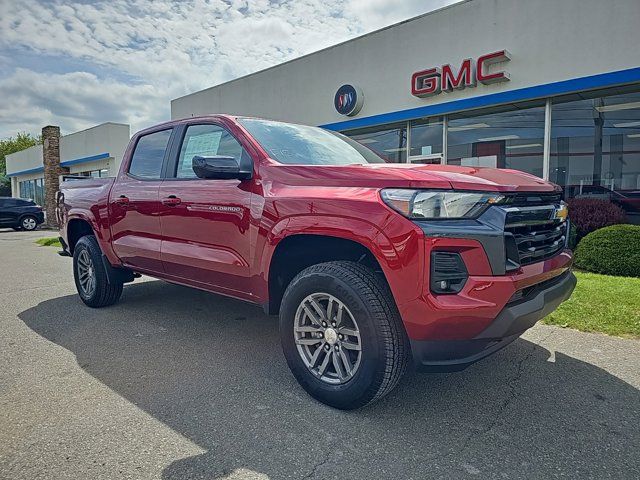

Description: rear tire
[73,235,123,308]
[280,261,409,410]
[20,215,38,231]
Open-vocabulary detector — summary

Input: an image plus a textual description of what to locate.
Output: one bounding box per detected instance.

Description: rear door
[109,128,173,273]
[157,122,254,295]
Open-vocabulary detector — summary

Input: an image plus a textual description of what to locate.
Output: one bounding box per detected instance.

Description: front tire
[73,235,123,308]
[280,261,409,410]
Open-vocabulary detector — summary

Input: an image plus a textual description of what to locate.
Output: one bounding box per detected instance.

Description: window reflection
[346,123,407,163]
[447,103,545,177]
[409,117,443,163]
[551,90,640,218]
[18,178,45,205]
[75,168,110,178]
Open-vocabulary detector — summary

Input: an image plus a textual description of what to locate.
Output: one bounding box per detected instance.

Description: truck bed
[59,177,115,214]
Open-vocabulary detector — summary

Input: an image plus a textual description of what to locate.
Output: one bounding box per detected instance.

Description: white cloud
[0,0,459,138]
[344,0,461,30]
[0,68,162,136]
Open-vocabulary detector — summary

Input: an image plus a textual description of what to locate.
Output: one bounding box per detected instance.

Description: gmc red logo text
[411,50,511,98]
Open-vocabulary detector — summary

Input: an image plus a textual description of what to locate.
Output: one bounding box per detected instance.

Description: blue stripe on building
[320,66,640,131]
[6,166,44,177]
[60,152,110,167]
[7,152,110,176]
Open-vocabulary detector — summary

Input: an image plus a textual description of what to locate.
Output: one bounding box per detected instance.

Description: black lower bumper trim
[410,270,577,372]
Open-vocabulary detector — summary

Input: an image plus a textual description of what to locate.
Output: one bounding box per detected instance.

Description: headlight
[380,189,504,219]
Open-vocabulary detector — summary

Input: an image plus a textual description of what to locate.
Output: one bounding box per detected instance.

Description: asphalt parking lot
[1,229,639,479]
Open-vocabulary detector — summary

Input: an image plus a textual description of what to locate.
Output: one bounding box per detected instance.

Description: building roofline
[6,166,44,177]
[6,122,129,161]
[171,0,469,104]
[63,122,130,136]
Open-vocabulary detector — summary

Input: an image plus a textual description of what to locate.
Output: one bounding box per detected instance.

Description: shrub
[567,198,626,241]
[574,224,640,277]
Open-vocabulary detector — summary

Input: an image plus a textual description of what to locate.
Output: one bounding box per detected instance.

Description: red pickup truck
[57,115,576,409]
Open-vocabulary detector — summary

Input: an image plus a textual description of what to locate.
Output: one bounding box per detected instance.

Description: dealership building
[5,0,640,218]
[172,0,640,213]
[5,122,130,204]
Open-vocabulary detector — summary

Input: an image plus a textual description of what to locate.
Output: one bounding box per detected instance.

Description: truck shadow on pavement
[19,280,640,479]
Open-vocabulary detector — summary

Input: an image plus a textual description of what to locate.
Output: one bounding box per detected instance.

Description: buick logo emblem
[334,84,364,116]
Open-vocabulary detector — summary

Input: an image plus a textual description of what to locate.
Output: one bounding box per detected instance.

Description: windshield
[238,118,386,165]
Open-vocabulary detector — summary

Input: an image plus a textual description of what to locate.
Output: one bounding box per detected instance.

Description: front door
[109,128,173,273]
[0,198,16,226]
[158,123,254,296]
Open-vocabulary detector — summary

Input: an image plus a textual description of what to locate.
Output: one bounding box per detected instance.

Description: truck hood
[269,163,560,193]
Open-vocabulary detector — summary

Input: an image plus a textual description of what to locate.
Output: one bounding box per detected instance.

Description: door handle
[115,195,129,206]
[162,195,182,206]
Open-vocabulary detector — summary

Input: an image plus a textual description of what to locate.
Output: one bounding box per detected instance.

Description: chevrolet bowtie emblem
[554,204,568,222]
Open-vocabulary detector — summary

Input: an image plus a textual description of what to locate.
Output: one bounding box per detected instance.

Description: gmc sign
[411,50,511,98]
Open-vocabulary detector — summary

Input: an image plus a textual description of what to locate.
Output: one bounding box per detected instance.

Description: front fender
[258,214,426,310]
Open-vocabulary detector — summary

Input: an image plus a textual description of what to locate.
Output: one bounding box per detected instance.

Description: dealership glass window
[446,102,546,177]
[345,123,407,163]
[550,89,640,216]
[35,178,44,205]
[75,168,109,178]
[18,178,44,206]
[409,117,443,163]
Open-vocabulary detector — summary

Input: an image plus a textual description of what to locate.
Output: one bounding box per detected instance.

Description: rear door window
[128,129,172,179]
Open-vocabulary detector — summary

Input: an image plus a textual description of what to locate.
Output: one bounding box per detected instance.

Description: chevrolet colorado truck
[57,115,576,409]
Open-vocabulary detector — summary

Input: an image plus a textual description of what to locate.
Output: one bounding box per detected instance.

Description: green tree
[0,132,42,196]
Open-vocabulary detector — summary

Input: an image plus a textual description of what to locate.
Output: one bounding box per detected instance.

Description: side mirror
[192,156,252,180]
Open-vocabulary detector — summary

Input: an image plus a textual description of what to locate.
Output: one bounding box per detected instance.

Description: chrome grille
[506,192,563,207]
[504,206,567,266]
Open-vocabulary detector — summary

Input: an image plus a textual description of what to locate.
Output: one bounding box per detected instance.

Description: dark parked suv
[0,197,45,231]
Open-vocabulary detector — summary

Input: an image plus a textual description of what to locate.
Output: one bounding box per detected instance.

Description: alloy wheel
[22,217,37,230]
[77,249,96,297]
[294,292,362,384]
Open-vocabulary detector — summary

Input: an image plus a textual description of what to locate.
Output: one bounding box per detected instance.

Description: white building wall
[60,122,130,175]
[6,144,43,176]
[171,0,640,127]
[67,158,113,175]
[5,122,130,198]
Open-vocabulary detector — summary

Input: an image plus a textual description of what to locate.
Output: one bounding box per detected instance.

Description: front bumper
[410,270,576,372]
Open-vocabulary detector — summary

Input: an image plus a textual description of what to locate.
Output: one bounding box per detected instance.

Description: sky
[0,0,459,140]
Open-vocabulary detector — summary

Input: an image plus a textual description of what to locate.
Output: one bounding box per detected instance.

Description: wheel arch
[266,233,390,315]
[67,217,96,253]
